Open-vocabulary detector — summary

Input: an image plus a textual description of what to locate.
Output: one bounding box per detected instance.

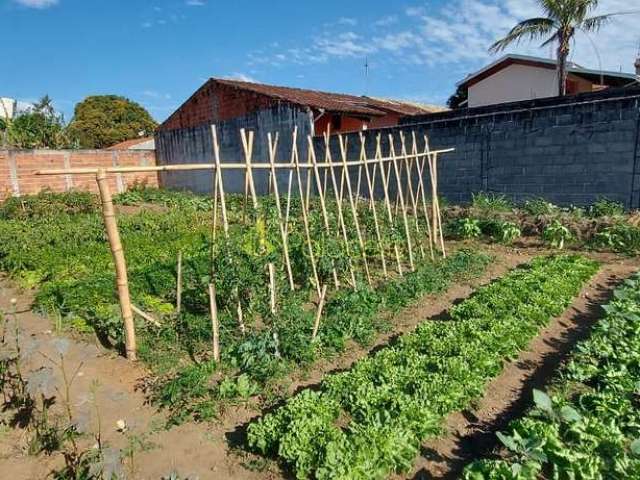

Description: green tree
[2,95,71,149]
[66,95,157,149]
[447,84,468,109]
[489,0,624,96]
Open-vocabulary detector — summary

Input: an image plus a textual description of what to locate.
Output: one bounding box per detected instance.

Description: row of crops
[246,255,599,479]
[463,272,640,479]
[0,189,490,420]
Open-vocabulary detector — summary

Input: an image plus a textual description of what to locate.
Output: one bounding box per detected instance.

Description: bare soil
[0,245,636,480]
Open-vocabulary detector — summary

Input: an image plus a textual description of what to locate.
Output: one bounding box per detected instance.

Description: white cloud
[225,72,258,83]
[244,0,640,77]
[186,0,205,6]
[14,0,58,8]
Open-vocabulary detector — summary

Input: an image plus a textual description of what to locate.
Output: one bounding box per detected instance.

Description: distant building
[458,54,639,108]
[155,78,446,194]
[107,137,155,150]
[0,97,33,120]
[159,78,446,135]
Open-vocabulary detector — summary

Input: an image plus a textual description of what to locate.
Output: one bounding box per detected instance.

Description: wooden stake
[412,132,435,260]
[375,135,404,276]
[211,126,229,236]
[268,133,295,290]
[338,134,372,286]
[311,284,328,341]
[388,134,415,271]
[176,251,183,315]
[208,283,220,362]
[132,305,161,328]
[308,136,340,289]
[362,133,388,278]
[400,133,425,259]
[432,152,447,257]
[240,129,258,210]
[294,136,322,297]
[284,127,298,238]
[324,133,357,289]
[96,170,137,361]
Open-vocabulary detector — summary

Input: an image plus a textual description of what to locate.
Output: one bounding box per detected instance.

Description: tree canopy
[1,95,72,149]
[66,95,157,149]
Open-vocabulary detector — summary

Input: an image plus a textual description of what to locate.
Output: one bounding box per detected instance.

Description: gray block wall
[155,104,314,195]
[394,88,640,208]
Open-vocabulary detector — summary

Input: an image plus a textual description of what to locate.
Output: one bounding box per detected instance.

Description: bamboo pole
[432,152,447,257]
[412,132,435,260]
[311,284,328,341]
[131,305,161,328]
[211,126,229,235]
[362,133,388,278]
[308,136,340,289]
[268,262,281,357]
[375,135,404,276]
[323,133,357,289]
[176,251,183,315]
[338,134,372,286]
[388,133,415,271]
[96,170,137,361]
[294,137,322,297]
[240,129,259,210]
[284,127,298,238]
[268,132,295,290]
[400,132,425,260]
[208,283,220,362]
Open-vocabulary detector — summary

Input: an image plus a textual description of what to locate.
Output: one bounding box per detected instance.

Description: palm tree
[489,0,621,96]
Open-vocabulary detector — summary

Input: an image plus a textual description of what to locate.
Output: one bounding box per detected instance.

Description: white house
[0,97,33,120]
[458,54,639,108]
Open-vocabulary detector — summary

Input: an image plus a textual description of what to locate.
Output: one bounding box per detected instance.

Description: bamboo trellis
[36,127,453,361]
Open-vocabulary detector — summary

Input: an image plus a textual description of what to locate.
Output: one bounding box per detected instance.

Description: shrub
[543,221,572,249]
[589,198,625,218]
[471,192,513,213]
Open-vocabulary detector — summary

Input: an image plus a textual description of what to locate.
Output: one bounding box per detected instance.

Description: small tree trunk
[557,36,570,97]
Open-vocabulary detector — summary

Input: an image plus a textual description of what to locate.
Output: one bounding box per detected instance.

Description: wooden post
[432,152,447,257]
[268,132,295,290]
[361,133,388,278]
[96,170,137,361]
[311,284,328,341]
[388,133,415,271]
[376,135,404,276]
[240,129,259,210]
[208,283,220,362]
[132,305,161,328]
[338,134,372,286]
[308,136,340,289]
[294,136,322,297]
[323,133,357,289]
[176,251,183,315]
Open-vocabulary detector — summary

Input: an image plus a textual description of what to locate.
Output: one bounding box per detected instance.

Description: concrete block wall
[155,103,314,195]
[390,88,640,207]
[0,150,157,201]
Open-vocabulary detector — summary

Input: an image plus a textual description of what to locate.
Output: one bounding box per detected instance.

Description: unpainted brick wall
[0,150,158,201]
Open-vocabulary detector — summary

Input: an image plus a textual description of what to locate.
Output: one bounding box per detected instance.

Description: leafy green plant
[472,192,513,213]
[543,220,572,249]
[522,198,558,216]
[463,272,640,479]
[247,255,598,479]
[497,222,521,244]
[451,218,482,239]
[593,223,640,255]
[589,198,625,218]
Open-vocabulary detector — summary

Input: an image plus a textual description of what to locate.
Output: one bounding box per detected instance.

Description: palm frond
[489,18,556,53]
[580,13,613,31]
[540,30,561,48]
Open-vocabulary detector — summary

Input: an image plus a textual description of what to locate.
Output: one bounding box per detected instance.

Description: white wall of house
[467,64,559,107]
[0,98,16,119]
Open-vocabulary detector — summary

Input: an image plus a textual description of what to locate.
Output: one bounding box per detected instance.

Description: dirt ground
[1,244,637,480]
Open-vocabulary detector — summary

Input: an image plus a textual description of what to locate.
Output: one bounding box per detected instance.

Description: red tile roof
[214,78,445,117]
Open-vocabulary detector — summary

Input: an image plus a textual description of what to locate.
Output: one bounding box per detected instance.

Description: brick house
[155,78,445,194]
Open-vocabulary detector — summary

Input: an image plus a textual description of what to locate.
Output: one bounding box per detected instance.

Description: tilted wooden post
[208,283,220,362]
[96,169,137,361]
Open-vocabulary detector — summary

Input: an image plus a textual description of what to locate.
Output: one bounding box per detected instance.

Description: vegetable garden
[1,127,640,479]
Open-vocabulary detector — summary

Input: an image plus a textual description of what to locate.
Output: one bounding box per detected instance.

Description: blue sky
[2,0,638,122]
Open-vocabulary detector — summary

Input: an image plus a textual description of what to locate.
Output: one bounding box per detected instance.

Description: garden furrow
[246,255,600,480]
